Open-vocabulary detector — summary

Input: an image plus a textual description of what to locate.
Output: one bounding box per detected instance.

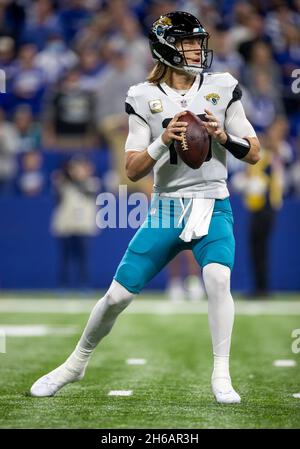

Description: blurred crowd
[0,0,299,200]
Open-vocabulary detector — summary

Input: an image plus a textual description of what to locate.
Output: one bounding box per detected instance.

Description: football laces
[180,132,189,151]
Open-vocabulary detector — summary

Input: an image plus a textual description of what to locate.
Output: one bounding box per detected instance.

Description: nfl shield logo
[180,99,187,108]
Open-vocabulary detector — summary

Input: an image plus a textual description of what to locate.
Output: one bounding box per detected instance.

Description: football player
[30,11,260,404]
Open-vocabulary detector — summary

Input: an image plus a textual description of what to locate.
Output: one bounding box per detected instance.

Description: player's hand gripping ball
[174,111,209,169]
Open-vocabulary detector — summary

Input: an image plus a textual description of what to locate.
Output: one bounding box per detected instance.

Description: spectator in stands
[35,30,78,84]
[264,1,300,54]
[289,147,300,197]
[21,0,62,51]
[109,14,151,77]
[0,0,26,47]
[238,13,269,62]
[59,0,92,45]
[51,156,100,289]
[11,43,46,116]
[0,0,16,41]
[73,12,111,53]
[105,0,132,26]
[96,42,151,193]
[43,67,96,149]
[289,102,300,156]
[0,36,16,85]
[229,2,256,49]
[273,23,300,114]
[243,40,281,92]
[13,105,41,153]
[0,108,20,194]
[210,22,244,79]
[77,46,106,93]
[17,150,45,196]
[247,70,285,133]
[231,117,292,298]
[268,116,295,171]
[0,36,17,113]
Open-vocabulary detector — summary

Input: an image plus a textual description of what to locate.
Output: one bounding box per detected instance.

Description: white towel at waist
[178,198,215,242]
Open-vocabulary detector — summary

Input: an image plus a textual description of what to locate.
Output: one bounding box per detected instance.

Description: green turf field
[0,294,300,429]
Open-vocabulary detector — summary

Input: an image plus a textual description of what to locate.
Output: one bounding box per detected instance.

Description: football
[174,111,209,169]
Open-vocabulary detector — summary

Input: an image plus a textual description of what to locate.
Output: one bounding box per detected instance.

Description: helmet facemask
[175,35,213,75]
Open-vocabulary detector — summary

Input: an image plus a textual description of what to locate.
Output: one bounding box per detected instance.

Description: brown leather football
[174,111,210,169]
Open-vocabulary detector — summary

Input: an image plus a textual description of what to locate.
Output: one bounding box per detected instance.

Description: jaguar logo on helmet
[153,16,172,38]
[154,16,172,28]
[149,11,213,76]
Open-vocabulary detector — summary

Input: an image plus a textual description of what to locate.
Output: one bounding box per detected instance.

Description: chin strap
[182,65,204,76]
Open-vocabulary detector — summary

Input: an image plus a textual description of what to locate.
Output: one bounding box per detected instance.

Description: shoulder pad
[126,81,154,98]
[126,82,153,123]
[204,72,238,88]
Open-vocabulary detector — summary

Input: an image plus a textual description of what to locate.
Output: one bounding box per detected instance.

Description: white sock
[64,344,93,375]
[212,355,230,380]
[202,263,235,382]
[65,280,134,374]
[211,355,233,395]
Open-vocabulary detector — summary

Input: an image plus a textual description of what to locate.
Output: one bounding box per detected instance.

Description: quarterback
[30,12,260,404]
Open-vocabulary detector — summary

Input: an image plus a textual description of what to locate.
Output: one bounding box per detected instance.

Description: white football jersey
[125,72,253,199]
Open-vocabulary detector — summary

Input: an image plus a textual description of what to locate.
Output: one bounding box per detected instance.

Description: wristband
[222,133,250,159]
[147,135,169,161]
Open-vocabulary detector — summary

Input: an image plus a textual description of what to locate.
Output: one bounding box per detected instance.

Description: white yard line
[273,359,297,367]
[0,300,95,314]
[126,358,147,365]
[0,325,77,337]
[108,390,133,396]
[0,299,299,315]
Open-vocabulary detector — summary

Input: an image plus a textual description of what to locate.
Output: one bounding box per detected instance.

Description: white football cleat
[30,363,85,397]
[212,377,241,404]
